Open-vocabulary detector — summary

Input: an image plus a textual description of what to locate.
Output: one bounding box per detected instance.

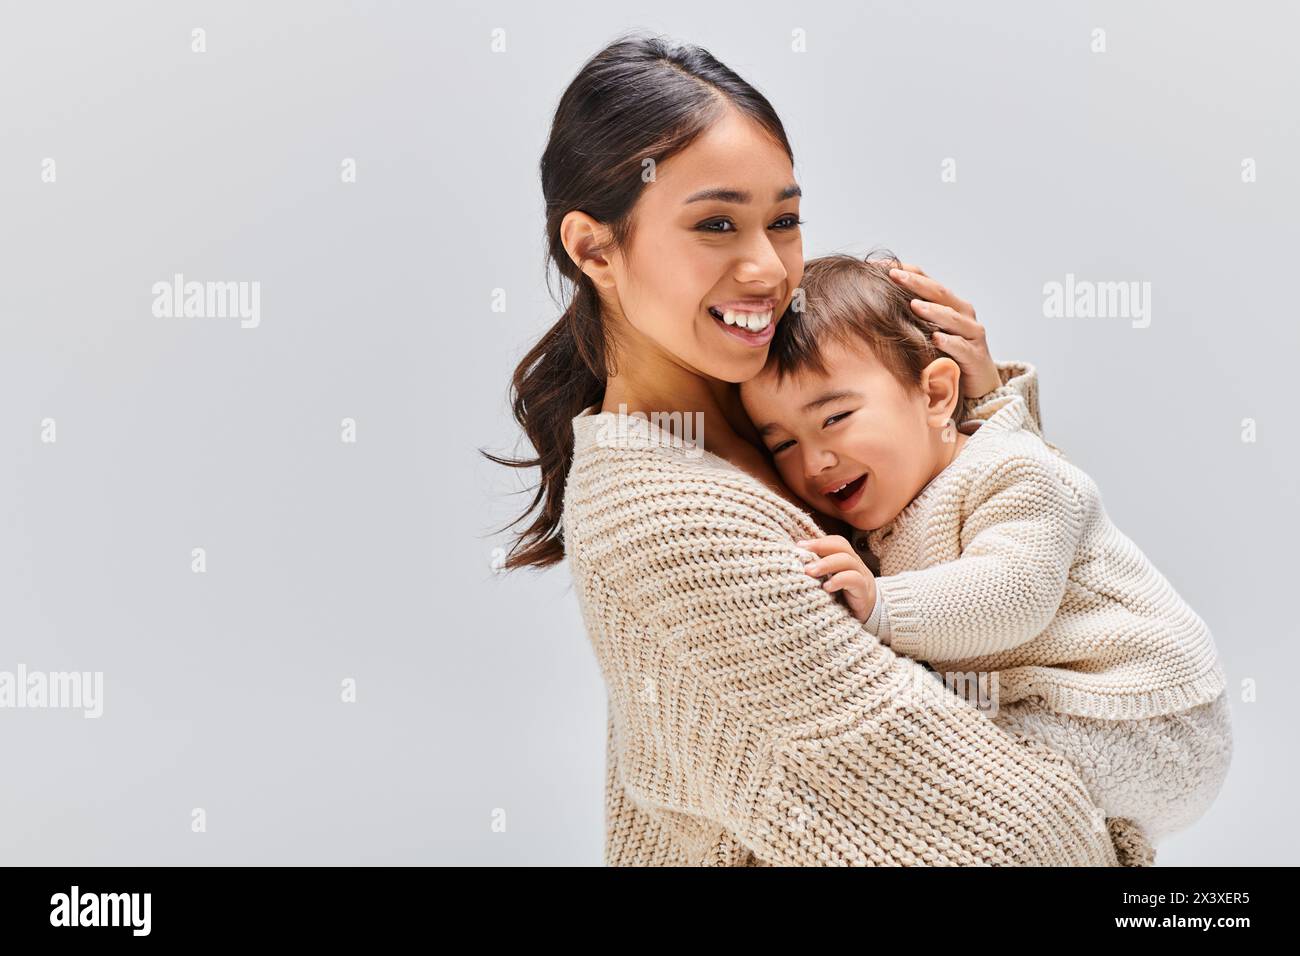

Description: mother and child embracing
[491,33,1232,866]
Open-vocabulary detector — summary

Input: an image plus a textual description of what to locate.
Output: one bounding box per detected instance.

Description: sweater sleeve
[967,361,1043,437]
[862,582,891,645]
[875,453,1085,662]
[575,478,1116,866]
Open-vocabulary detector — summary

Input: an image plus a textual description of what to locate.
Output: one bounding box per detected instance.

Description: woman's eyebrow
[683,183,801,204]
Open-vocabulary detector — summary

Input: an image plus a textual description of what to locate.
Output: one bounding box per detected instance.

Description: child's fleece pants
[990,690,1234,844]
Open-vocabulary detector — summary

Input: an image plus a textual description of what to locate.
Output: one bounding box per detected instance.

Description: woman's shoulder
[564,407,824,561]
[569,406,769,499]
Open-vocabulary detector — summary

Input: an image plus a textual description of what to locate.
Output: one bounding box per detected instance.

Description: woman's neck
[600,356,809,511]
[601,359,758,454]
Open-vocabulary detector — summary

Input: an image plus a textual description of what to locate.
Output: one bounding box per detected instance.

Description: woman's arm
[971,362,1072,459]
[972,361,1044,437]
[885,264,1047,438]
[570,469,1118,866]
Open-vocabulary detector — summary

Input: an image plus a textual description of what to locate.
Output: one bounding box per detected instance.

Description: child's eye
[770,439,795,455]
[823,412,851,428]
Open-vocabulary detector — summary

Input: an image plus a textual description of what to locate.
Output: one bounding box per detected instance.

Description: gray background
[1,0,1294,865]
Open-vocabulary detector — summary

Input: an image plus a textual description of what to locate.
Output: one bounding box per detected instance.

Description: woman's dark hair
[485,32,794,570]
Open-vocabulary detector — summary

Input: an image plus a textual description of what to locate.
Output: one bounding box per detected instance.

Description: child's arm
[876,453,1085,662]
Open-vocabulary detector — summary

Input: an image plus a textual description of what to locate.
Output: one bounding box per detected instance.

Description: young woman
[491,33,1143,866]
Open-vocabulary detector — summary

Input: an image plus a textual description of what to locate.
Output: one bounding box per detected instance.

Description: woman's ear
[560,211,617,289]
[920,357,962,429]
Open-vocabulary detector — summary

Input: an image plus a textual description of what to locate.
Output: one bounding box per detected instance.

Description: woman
[491,33,1140,865]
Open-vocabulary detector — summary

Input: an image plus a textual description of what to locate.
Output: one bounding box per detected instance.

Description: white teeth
[829,477,865,496]
[719,309,773,331]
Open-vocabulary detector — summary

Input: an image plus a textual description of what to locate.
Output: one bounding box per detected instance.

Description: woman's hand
[886,262,1000,398]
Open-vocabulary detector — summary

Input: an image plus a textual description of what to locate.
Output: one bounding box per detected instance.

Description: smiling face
[601,107,804,384]
[740,338,961,531]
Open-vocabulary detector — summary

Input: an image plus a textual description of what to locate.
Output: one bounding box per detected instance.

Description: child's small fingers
[806,553,865,578]
[796,534,854,556]
[822,570,862,594]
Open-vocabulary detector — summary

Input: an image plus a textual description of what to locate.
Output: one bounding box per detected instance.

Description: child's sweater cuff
[862,584,892,646]
[875,574,924,657]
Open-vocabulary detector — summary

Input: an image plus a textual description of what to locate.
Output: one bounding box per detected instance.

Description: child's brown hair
[764,250,971,424]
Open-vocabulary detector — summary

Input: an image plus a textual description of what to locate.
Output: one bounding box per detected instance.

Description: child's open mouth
[825,474,867,511]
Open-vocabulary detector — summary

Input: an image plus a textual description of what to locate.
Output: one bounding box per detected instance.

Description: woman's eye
[697,215,803,233]
[824,412,850,428]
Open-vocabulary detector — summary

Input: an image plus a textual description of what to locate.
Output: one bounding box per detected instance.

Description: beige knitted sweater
[562,364,1125,866]
[862,392,1225,722]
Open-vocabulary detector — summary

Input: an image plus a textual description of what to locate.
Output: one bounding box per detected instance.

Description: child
[738,253,1233,847]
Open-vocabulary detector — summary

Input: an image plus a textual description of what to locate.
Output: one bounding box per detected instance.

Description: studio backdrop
[1,0,1294,865]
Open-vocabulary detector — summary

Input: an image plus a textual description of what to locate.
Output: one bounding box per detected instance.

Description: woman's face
[605,108,804,385]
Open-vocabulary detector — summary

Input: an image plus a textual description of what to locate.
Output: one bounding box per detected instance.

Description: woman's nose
[734,233,787,286]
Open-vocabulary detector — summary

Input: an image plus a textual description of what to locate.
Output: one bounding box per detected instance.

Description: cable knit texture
[862,391,1226,722]
[563,363,1132,866]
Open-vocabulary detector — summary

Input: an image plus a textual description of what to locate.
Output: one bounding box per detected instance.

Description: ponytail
[483,280,608,570]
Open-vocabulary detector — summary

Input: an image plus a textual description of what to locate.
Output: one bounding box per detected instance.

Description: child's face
[740,339,950,531]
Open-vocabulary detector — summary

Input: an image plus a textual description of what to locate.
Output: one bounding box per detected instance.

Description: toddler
[739,253,1233,847]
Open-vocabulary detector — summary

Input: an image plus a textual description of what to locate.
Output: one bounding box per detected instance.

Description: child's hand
[796,536,877,622]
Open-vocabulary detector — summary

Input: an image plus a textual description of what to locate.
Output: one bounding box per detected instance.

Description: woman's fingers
[932,330,978,364]
[890,268,974,318]
[910,299,985,342]
[931,330,1001,397]
[884,263,1000,397]
[883,259,928,278]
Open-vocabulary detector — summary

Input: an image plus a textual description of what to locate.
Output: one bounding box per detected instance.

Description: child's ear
[920,357,961,429]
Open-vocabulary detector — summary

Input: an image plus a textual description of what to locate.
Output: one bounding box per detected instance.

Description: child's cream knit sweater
[562,364,1128,866]
[861,393,1226,722]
